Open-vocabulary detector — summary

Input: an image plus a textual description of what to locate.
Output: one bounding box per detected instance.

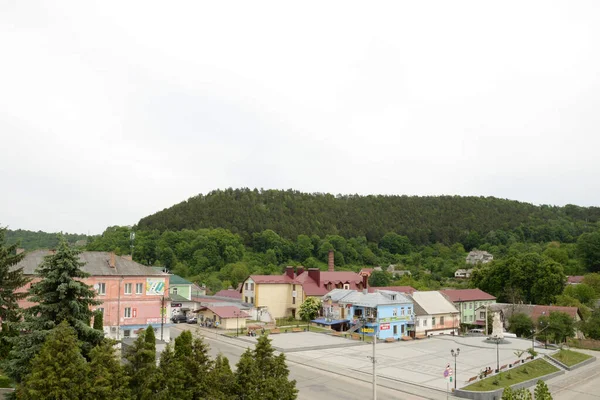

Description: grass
[463,359,558,392]
[552,349,592,366]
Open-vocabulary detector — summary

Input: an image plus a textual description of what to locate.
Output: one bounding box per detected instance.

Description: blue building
[321,289,414,340]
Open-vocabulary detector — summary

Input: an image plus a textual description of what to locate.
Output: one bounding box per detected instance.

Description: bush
[0,375,12,388]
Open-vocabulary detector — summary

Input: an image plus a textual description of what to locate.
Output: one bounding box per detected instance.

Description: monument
[491,310,504,339]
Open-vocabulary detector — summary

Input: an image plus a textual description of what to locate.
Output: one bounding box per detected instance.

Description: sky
[1,1,600,235]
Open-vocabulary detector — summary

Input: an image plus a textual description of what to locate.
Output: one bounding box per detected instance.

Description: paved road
[547,352,600,400]
[171,325,436,400]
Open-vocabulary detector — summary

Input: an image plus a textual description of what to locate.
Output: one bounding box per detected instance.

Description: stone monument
[491,310,504,340]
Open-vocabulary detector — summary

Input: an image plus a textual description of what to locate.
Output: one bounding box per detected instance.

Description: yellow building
[196,306,249,330]
[240,265,365,320]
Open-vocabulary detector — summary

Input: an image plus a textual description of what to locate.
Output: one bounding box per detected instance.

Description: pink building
[14,250,171,341]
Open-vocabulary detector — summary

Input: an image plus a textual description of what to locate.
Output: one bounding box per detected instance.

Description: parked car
[468,328,484,334]
[171,314,187,324]
[187,315,198,324]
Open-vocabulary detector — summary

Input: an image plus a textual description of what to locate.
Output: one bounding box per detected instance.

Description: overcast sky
[1,1,600,235]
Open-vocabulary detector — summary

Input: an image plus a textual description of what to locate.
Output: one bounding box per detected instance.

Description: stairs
[346,320,365,334]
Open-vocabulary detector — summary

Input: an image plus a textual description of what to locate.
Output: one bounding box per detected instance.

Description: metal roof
[323,289,412,308]
[409,291,459,315]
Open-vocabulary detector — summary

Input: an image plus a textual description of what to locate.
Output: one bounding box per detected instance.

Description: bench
[385,337,395,343]
[351,333,361,340]
[270,328,281,334]
[292,328,302,333]
[401,336,413,341]
[500,365,507,370]
[468,376,478,383]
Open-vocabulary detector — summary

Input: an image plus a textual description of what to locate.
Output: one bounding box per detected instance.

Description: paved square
[237,331,368,351]
[284,335,556,391]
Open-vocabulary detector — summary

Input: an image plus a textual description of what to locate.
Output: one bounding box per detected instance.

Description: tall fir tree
[156,343,187,400]
[17,321,90,400]
[4,238,103,383]
[234,335,297,400]
[0,228,29,359]
[209,353,235,399]
[125,328,157,400]
[88,339,132,400]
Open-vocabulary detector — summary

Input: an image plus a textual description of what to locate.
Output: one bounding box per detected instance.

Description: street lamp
[234,311,240,337]
[491,336,501,371]
[450,348,460,390]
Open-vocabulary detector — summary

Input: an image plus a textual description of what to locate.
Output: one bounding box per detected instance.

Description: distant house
[321,289,414,340]
[454,269,473,279]
[410,291,459,337]
[239,251,365,320]
[439,289,496,325]
[214,288,242,300]
[386,265,412,278]
[195,305,250,330]
[567,276,584,285]
[465,250,493,265]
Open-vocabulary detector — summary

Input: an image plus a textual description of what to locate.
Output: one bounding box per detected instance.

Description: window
[245,283,249,290]
[480,312,485,319]
[136,283,143,294]
[250,283,254,290]
[416,319,420,327]
[392,308,397,316]
[124,329,131,337]
[440,316,444,325]
[343,284,350,290]
[391,294,396,301]
[393,325,398,335]
[245,296,248,303]
[469,302,473,309]
[97,283,106,295]
[432,317,436,326]
[292,295,296,305]
[469,315,473,322]
[173,287,178,294]
[124,307,131,318]
[408,307,412,315]
[423,319,427,326]
[124,283,132,294]
[401,308,405,316]
[250,297,254,304]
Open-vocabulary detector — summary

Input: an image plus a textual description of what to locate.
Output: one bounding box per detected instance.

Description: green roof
[169,274,193,285]
[169,293,190,302]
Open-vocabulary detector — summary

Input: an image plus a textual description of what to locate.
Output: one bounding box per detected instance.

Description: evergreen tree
[89,339,131,400]
[534,380,552,400]
[156,343,187,399]
[125,329,157,400]
[175,330,213,398]
[18,321,90,400]
[0,229,29,360]
[4,239,103,383]
[209,354,235,399]
[145,324,156,353]
[234,335,297,400]
[93,309,104,331]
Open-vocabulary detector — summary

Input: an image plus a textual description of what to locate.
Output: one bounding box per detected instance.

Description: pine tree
[4,238,103,383]
[234,335,297,400]
[156,343,187,399]
[18,321,90,400]
[173,330,214,398]
[534,380,553,400]
[125,329,157,400]
[209,354,235,399]
[89,339,131,400]
[145,324,156,353]
[0,229,29,359]
[93,309,104,331]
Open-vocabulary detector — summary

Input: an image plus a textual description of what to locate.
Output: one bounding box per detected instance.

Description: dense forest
[5,229,90,250]
[137,189,600,245]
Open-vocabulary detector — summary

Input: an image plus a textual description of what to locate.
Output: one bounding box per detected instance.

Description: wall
[255,284,292,319]
[196,309,247,330]
[376,303,412,340]
[170,284,191,300]
[459,300,495,324]
[415,313,459,336]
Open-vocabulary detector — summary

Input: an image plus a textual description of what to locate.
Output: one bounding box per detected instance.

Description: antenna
[130,231,135,257]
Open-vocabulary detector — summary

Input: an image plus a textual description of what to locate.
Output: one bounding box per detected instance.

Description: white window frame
[97,282,106,295]
[343,283,350,290]
[124,307,132,318]
[423,319,428,326]
[392,308,397,317]
[136,283,143,294]
[124,283,132,295]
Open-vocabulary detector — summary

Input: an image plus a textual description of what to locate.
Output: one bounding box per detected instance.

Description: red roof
[200,306,249,319]
[247,275,295,284]
[439,289,496,302]
[368,286,416,294]
[532,305,579,321]
[567,276,584,284]
[214,289,242,300]
[244,269,364,296]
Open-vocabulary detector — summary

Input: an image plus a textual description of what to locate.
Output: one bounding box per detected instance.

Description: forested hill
[5,229,90,250]
[137,189,600,245]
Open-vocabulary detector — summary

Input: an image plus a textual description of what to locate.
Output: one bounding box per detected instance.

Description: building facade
[440,289,496,326]
[410,291,459,337]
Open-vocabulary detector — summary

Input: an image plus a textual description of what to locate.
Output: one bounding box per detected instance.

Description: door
[393,325,398,336]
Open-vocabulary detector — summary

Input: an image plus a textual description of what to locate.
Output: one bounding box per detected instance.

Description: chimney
[362,274,368,295]
[296,266,304,276]
[328,250,334,272]
[16,248,25,255]
[109,252,116,268]
[285,266,294,279]
[308,268,320,286]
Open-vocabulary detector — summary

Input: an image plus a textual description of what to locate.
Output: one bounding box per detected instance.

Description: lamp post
[450,348,460,389]
[491,336,501,371]
[235,311,240,337]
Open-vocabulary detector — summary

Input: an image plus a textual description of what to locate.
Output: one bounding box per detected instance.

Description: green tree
[4,239,103,383]
[581,309,600,340]
[234,335,297,400]
[368,271,391,287]
[298,297,320,330]
[125,329,157,400]
[18,321,90,400]
[534,380,552,400]
[156,343,186,399]
[89,339,131,400]
[538,312,575,344]
[578,232,600,272]
[209,354,235,399]
[93,310,104,331]
[563,283,597,305]
[508,313,534,338]
[145,325,156,353]
[0,229,29,360]
[582,273,600,296]
[379,232,411,255]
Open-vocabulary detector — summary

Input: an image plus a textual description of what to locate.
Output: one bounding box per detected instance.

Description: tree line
[0,231,297,399]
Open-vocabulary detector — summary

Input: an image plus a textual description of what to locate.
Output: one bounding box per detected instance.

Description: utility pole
[372,332,377,400]
[160,295,165,341]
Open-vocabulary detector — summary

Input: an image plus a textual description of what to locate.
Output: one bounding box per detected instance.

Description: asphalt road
[171,325,431,400]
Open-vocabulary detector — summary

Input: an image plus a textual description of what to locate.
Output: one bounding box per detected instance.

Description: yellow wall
[256,283,293,319]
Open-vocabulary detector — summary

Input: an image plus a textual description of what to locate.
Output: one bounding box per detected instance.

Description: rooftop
[323,289,412,308]
[439,288,496,302]
[197,305,250,319]
[410,291,459,315]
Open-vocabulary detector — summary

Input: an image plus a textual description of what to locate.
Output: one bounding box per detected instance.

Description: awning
[311,318,349,326]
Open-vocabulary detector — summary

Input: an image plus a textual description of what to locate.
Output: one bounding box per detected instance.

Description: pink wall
[16,276,169,327]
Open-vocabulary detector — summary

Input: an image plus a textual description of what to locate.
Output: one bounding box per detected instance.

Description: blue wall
[352,302,413,340]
